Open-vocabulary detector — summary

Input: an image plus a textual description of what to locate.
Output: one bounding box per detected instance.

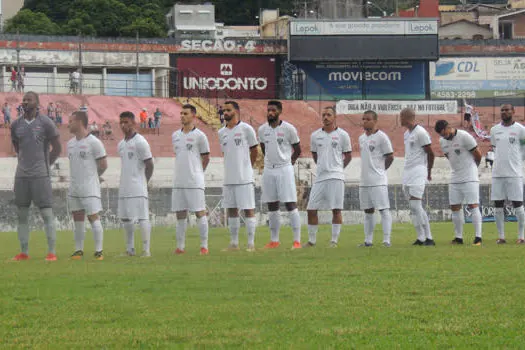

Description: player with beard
[489,104,525,244]
[258,100,302,249]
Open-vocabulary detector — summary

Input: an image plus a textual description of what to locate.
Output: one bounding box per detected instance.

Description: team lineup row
[8,92,525,261]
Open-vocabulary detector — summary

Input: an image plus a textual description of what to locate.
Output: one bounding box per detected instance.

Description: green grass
[1,222,525,349]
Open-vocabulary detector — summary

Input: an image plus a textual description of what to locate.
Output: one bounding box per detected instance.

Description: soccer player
[219,101,259,252]
[400,108,435,246]
[435,120,483,245]
[67,111,108,259]
[358,110,394,247]
[172,104,211,256]
[117,111,154,256]
[489,104,525,244]
[303,106,351,248]
[11,91,62,261]
[258,100,302,250]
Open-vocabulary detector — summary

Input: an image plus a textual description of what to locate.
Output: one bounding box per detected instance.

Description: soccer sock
[246,217,256,246]
[139,220,151,253]
[409,200,425,242]
[331,224,342,243]
[17,207,30,255]
[40,208,56,254]
[516,206,525,240]
[380,209,392,244]
[364,213,376,244]
[91,219,104,252]
[228,217,240,246]
[495,207,505,239]
[451,211,464,239]
[176,218,188,250]
[308,224,318,244]
[421,210,433,240]
[74,220,86,251]
[268,211,281,242]
[123,221,135,251]
[198,216,209,249]
[290,209,301,243]
[471,207,482,238]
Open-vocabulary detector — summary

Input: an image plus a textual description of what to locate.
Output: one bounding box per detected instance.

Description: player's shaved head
[364,110,378,120]
[72,111,88,128]
[119,111,135,120]
[323,106,336,115]
[182,104,197,115]
[24,91,39,104]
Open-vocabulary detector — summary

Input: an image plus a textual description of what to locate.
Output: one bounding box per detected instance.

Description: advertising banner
[464,205,517,223]
[336,99,458,115]
[105,73,153,97]
[296,61,427,100]
[290,20,438,36]
[176,57,276,99]
[430,57,525,99]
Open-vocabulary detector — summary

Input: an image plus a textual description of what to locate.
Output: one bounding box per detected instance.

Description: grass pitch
[1,222,525,349]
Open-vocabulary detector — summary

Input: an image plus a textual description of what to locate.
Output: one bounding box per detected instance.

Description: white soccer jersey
[359,130,394,187]
[490,122,525,178]
[403,125,431,185]
[440,129,479,184]
[118,133,153,198]
[465,104,473,114]
[67,134,106,198]
[310,127,352,183]
[219,121,258,185]
[172,127,210,190]
[258,120,300,168]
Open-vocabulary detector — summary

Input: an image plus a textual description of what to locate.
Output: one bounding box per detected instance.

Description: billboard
[296,61,427,100]
[430,57,525,99]
[290,20,438,36]
[336,100,457,115]
[105,73,153,97]
[176,57,276,99]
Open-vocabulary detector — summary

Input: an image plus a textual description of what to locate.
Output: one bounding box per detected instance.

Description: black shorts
[14,177,53,208]
[464,113,471,121]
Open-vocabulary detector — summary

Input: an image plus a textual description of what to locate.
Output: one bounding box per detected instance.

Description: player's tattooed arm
[49,136,62,166]
[384,153,394,170]
[470,147,482,167]
[96,157,108,176]
[260,142,265,156]
[144,158,154,182]
[291,143,301,165]
[423,144,434,181]
[249,145,258,167]
[201,153,210,171]
[343,151,352,168]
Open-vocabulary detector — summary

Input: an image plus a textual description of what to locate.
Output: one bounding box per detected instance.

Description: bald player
[400,108,435,246]
[490,104,525,244]
[11,91,62,261]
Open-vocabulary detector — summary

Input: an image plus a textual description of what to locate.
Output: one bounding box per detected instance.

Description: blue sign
[105,73,153,97]
[296,61,427,100]
[464,205,517,223]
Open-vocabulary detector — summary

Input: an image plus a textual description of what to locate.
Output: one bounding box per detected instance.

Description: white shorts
[491,177,524,202]
[449,182,479,205]
[68,196,102,215]
[222,184,255,210]
[403,184,426,199]
[359,186,390,210]
[118,197,149,221]
[307,179,345,210]
[261,165,297,203]
[171,188,206,212]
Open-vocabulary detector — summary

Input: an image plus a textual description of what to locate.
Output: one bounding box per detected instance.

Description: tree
[121,18,166,38]
[4,9,61,35]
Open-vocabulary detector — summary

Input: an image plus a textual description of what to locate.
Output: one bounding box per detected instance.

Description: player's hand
[427,172,432,182]
[99,177,105,183]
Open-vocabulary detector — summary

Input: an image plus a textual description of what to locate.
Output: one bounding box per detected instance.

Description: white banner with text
[336,100,458,115]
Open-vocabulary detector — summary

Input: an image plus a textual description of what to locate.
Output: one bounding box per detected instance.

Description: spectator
[154,108,162,128]
[70,70,80,94]
[10,67,17,92]
[139,108,148,129]
[55,103,63,126]
[486,147,494,169]
[218,105,224,125]
[16,103,23,119]
[148,117,154,129]
[80,104,88,113]
[102,121,113,140]
[17,67,25,93]
[47,102,56,122]
[89,121,100,138]
[2,102,11,126]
